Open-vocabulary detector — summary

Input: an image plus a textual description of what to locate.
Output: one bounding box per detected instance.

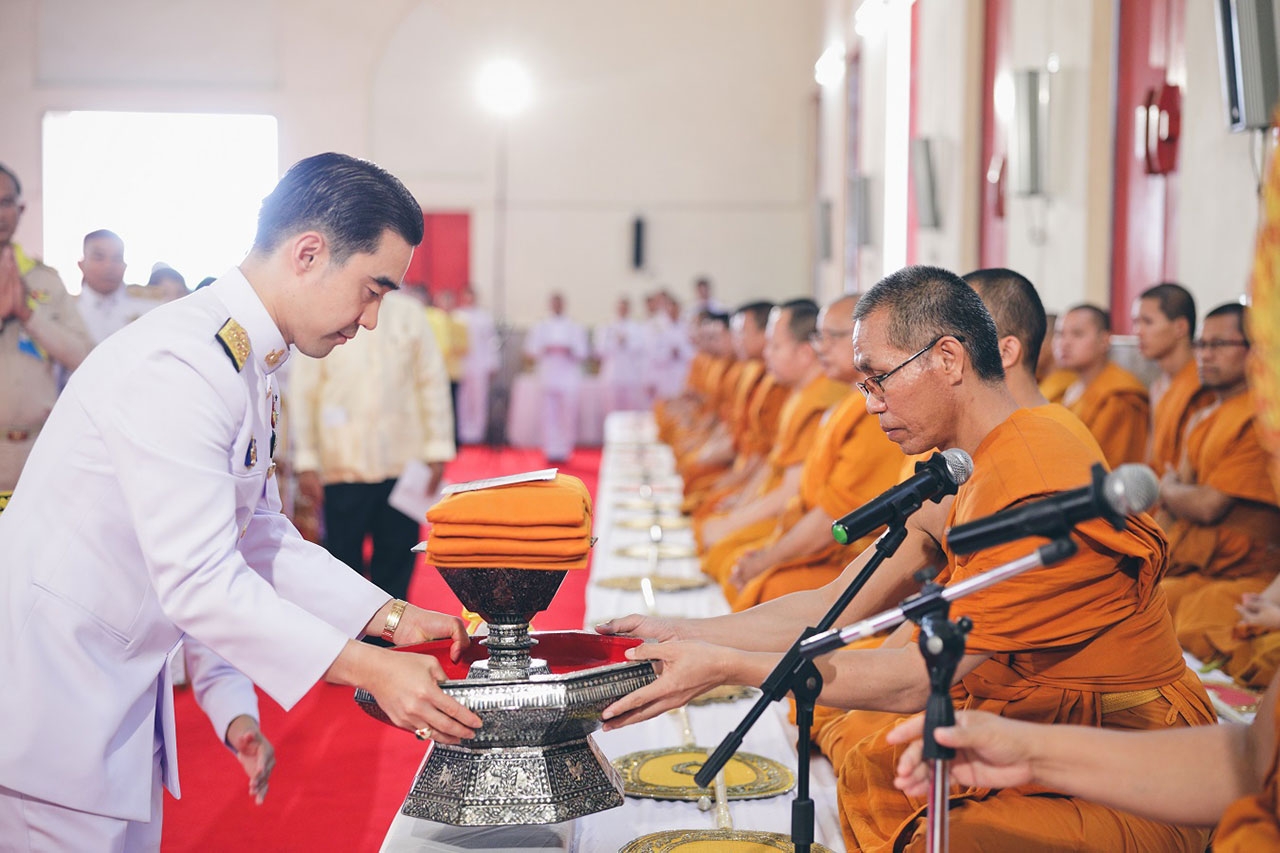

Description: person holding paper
[290,286,456,604]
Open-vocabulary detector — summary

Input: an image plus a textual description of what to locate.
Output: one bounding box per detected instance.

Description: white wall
[0,0,823,325]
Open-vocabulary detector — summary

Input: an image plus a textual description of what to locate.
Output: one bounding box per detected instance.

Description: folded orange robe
[1147,359,1204,473]
[426,474,590,528]
[730,393,904,610]
[1214,673,1280,851]
[1066,362,1150,468]
[835,407,1214,853]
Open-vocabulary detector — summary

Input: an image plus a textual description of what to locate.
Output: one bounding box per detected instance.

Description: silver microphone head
[1104,464,1160,515]
[940,448,974,487]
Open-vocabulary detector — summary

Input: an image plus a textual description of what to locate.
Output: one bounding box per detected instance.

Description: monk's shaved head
[963,268,1046,372]
[854,265,1004,382]
[1066,303,1111,332]
[1140,283,1196,341]
[777,298,820,344]
[823,293,859,326]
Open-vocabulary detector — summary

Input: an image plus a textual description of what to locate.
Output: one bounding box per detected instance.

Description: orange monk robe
[677,359,762,495]
[1175,576,1280,689]
[670,355,733,455]
[655,351,710,442]
[1066,362,1150,468]
[834,407,1214,853]
[695,375,849,560]
[726,394,905,611]
[1162,393,1280,590]
[686,374,791,516]
[1148,359,1205,473]
[1214,676,1280,851]
[1038,368,1076,404]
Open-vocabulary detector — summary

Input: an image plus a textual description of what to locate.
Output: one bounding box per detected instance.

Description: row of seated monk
[607,266,1278,850]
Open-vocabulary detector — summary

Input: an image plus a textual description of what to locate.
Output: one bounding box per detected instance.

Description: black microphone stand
[692,517,912,853]
[795,535,1079,853]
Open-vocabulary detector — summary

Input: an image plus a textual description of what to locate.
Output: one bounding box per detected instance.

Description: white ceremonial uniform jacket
[0,268,389,821]
[593,317,647,388]
[524,315,588,388]
[76,283,158,344]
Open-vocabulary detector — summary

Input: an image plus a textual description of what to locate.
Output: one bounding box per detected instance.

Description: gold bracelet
[381,599,408,643]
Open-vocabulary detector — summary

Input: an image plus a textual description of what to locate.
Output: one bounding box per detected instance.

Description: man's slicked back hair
[253,153,425,263]
[853,265,1004,381]
[962,267,1047,371]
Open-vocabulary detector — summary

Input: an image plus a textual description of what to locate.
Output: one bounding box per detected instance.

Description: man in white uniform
[593,295,648,414]
[456,284,498,444]
[523,291,587,462]
[0,153,482,851]
[643,291,691,402]
[75,229,157,344]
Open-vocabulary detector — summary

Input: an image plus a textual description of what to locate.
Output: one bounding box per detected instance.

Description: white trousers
[540,381,580,461]
[0,750,163,853]
[457,370,491,444]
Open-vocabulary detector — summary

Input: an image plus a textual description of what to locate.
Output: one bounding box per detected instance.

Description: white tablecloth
[383,411,846,851]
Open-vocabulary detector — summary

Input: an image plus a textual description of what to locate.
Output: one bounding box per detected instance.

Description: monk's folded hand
[226,714,275,805]
[386,604,471,662]
[600,641,736,730]
[1237,593,1280,630]
[365,649,483,744]
[728,549,770,591]
[886,710,1039,798]
[594,613,684,642]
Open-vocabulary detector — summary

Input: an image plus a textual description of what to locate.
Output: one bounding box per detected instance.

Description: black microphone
[945,463,1159,555]
[831,448,974,545]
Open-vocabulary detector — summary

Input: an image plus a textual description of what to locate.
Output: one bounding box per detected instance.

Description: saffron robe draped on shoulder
[1148,359,1204,473]
[695,375,849,565]
[1066,362,1151,468]
[729,393,904,610]
[833,407,1214,853]
[1038,368,1077,404]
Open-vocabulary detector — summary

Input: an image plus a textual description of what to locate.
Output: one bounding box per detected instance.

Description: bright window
[42,111,278,294]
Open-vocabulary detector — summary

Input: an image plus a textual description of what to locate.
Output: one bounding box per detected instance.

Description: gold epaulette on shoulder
[216,318,250,372]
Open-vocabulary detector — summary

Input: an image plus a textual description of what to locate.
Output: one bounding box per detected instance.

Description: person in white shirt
[593,295,648,414]
[75,229,157,343]
[290,289,456,605]
[456,284,498,444]
[523,291,588,462]
[0,153,482,850]
[643,290,692,403]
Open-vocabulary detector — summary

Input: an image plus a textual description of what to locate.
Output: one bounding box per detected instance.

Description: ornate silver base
[403,737,626,825]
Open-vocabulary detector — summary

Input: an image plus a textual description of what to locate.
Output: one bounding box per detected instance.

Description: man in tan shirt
[0,163,93,511]
[289,288,456,605]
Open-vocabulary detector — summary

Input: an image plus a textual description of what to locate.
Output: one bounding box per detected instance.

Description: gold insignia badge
[245,437,257,468]
[216,319,250,372]
[30,289,50,304]
[265,348,286,368]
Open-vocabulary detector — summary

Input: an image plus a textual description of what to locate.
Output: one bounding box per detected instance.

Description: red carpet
[161,446,601,852]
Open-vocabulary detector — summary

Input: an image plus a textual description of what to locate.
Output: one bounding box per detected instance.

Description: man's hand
[385,603,471,660]
[296,471,324,508]
[0,247,24,322]
[424,461,445,497]
[887,711,1039,799]
[728,549,770,592]
[225,715,276,805]
[600,641,739,729]
[356,644,482,743]
[594,613,686,643]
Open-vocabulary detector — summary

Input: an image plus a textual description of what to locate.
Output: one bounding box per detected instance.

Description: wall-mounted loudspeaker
[631,216,646,269]
[1215,0,1280,131]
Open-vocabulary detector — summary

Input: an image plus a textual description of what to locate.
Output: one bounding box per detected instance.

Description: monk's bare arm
[1159,477,1234,524]
[751,505,834,567]
[598,511,945,653]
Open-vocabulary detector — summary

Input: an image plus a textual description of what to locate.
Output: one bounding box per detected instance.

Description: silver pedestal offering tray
[355,566,656,826]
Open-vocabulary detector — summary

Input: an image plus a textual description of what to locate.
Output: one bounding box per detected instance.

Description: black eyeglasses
[1192,338,1249,351]
[856,334,965,398]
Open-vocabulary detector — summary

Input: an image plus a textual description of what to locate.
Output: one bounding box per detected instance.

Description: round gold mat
[690,684,757,705]
[615,543,697,560]
[615,498,684,513]
[620,830,834,853]
[616,515,692,530]
[595,574,711,592]
[613,747,794,801]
